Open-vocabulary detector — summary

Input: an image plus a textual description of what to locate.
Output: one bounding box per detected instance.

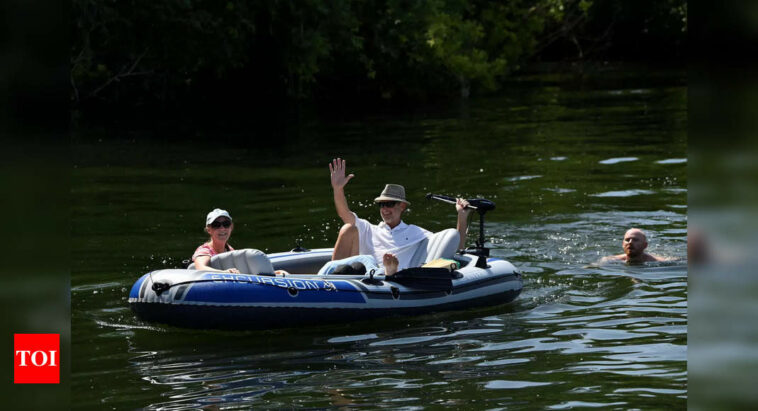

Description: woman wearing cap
[192,208,240,274]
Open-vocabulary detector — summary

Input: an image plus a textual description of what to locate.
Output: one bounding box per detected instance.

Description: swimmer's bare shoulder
[599,254,627,264]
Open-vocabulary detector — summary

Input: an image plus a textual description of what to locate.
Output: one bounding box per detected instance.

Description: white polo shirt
[353,212,431,270]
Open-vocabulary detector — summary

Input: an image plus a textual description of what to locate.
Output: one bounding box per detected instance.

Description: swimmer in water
[600,228,666,264]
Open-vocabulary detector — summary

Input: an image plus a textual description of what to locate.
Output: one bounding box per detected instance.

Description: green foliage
[426,9,498,94]
[579,0,593,15]
[71,0,686,108]
[72,0,259,103]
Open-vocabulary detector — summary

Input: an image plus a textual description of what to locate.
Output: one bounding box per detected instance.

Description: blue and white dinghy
[129,196,522,330]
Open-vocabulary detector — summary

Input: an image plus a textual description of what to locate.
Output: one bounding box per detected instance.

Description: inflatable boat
[129,196,523,330]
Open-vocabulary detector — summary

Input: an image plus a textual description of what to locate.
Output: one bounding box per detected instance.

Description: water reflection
[130,234,683,407]
[73,71,686,408]
[114,250,685,408]
[591,189,656,197]
[599,157,639,165]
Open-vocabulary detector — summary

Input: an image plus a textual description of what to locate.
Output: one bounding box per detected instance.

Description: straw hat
[374,184,410,205]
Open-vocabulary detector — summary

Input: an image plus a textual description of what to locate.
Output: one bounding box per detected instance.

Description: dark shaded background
[0,0,70,407]
[3,0,758,407]
[70,0,687,133]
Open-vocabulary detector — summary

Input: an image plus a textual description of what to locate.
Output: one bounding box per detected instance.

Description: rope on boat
[150,276,351,296]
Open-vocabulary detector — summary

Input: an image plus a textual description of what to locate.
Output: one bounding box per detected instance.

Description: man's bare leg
[332,224,359,260]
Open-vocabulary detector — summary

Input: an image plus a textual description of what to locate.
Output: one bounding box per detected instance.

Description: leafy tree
[70,0,685,112]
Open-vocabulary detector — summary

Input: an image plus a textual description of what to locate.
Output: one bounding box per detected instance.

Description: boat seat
[188,248,275,275]
[407,229,460,268]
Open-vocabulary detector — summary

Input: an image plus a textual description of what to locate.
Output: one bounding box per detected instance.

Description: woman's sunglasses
[210,220,232,228]
[377,201,398,208]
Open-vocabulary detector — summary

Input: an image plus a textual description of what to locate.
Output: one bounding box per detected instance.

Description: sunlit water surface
[72,69,686,409]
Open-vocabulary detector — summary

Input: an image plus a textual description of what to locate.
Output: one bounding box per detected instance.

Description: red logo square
[14,334,60,384]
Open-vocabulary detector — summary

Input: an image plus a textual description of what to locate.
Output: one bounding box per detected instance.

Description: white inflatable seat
[407,229,460,268]
[188,249,275,275]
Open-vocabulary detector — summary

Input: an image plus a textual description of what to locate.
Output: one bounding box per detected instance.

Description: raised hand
[329,158,355,190]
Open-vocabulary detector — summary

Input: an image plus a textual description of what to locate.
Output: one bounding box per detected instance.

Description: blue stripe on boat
[129,274,147,299]
[268,251,332,259]
[184,278,366,304]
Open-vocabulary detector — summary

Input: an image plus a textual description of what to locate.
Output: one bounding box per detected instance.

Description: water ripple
[74,126,687,409]
[590,189,656,198]
[548,401,628,409]
[484,379,553,389]
[598,157,639,164]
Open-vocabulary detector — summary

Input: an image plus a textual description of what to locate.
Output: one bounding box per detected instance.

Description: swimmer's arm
[600,254,626,262]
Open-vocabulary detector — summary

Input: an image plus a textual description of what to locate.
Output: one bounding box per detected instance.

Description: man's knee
[338,223,358,237]
[333,224,359,260]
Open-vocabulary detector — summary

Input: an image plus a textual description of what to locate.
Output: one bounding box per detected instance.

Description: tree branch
[86,49,150,99]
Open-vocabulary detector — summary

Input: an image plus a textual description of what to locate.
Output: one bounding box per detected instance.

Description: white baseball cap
[205,208,232,225]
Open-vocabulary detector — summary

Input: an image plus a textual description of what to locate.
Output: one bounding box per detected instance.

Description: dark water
[72,69,686,409]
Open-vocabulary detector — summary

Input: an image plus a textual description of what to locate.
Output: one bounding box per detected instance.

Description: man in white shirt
[324,158,471,276]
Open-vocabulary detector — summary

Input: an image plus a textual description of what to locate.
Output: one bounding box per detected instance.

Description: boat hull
[129,251,522,330]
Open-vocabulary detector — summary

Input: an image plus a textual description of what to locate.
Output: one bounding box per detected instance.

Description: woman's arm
[193,255,240,273]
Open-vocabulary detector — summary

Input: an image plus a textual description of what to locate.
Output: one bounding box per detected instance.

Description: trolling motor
[426,193,496,268]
